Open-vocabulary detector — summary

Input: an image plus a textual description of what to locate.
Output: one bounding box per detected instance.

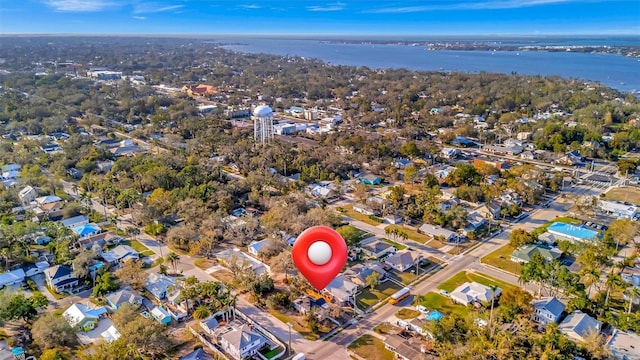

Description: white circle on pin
[308,241,332,266]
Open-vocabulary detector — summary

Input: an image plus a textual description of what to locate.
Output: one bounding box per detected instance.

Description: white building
[598,200,639,219]
[450,282,501,306]
[219,324,266,360]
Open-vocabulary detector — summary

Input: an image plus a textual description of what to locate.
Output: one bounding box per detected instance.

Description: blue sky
[1,0,638,35]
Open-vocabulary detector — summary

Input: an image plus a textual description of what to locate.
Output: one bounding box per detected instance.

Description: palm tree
[488,285,498,338]
[79,191,93,216]
[628,287,640,314]
[166,252,180,274]
[604,273,627,308]
[580,267,601,297]
[192,305,211,320]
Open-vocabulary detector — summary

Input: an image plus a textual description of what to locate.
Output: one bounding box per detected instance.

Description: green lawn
[120,239,151,253]
[385,224,433,245]
[532,216,581,237]
[338,204,384,226]
[357,281,402,308]
[382,238,407,250]
[437,271,518,293]
[347,334,395,360]
[480,244,521,274]
[395,308,420,320]
[389,269,417,285]
[415,292,468,318]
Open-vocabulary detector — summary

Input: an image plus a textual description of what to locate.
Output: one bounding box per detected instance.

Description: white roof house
[418,224,457,242]
[324,274,359,304]
[101,325,121,343]
[0,268,26,287]
[35,195,62,205]
[450,282,501,306]
[63,303,107,328]
[606,329,640,360]
[559,311,602,342]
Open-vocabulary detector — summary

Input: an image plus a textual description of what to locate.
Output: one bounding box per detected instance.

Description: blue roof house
[151,306,172,324]
[361,176,382,185]
[145,273,175,300]
[73,223,101,238]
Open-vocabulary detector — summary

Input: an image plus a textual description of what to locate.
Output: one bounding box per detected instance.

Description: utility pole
[287,322,292,356]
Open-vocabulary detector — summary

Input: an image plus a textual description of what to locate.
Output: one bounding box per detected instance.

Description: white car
[416,305,429,314]
[439,289,450,297]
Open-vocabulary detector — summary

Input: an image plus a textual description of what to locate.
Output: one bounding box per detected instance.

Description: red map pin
[292,226,348,291]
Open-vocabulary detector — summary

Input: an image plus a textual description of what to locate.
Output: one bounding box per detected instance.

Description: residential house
[63,303,107,331]
[441,148,459,159]
[344,262,387,286]
[606,329,640,360]
[215,248,271,275]
[35,235,51,245]
[181,84,217,97]
[353,204,377,216]
[44,265,78,292]
[621,266,640,287]
[0,268,25,288]
[418,224,457,242]
[384,334,435,360]
[100,245,139,267]
[23,261,49,277]
[477,201,502,220]
[145,273,176,300]
[360,175,382,185]
[18,186,37,205]
[179,348,213,360]
[559,311,602,342]
[200,316,220,336]
[510,244,562,264]
[323,274,359,305]
[1,164,20,173]
[219,324,266,360]
[360,239,396,259]
[96,160,114,173]
[394,158,413,169]
[60,215,89,229]
[1,169,20,180]
[385,251,419,272]
[105,287,144,310]
[532,297,565,325]
[67,168,82,179]
[482,144,524,156]
[520,151,537,160]
[101,325,121,343]
[73,223,102,238]
[110,139,143,157]
[35,195,62,207]
[151,306,172,324]
[464,211,486,232]
[247,238,275,257]
[293,296,328,316]
[450,282,502,306]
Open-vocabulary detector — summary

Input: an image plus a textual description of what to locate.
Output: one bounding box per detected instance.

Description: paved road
[307,197,569,360]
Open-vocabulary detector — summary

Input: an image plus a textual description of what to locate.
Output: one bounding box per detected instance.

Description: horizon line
[1,32,639,37]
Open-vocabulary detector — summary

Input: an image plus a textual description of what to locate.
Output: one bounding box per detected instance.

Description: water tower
[253,105,274,145]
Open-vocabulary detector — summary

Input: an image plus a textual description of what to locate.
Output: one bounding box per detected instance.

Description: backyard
[267,308,335,341]
[481,244,521,274]
[605,186,640,205]
[337,204,384,226]
[385,224,443,247]
[437,271,517,293]
[356,281,402,309]
[414,292,468,318]
[382,238,407,250]
[347,334,395,360]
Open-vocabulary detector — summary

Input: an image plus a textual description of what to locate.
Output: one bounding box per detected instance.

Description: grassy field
[437,271,518,293]
[415,292,468,317]
[382,238,407,250]
[120,239,150,253]
[384,224,435,245]
[605,187,640,206]
[481,244,521,274]
[338,204,384,226]
[389,269,417,285]
[395,308,420,320]
[347,334,395,360]
[357,281,402,308]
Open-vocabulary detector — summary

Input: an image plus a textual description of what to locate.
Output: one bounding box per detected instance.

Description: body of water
[218,36,640,93]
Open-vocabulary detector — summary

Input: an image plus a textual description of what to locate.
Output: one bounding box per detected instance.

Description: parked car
[416,305,429,314]
[439,289,450,297]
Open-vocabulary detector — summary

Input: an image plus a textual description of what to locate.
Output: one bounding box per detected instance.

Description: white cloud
[133,15,146,20]
[307,2,345,11]
[239,4,262,9]
[133,2,185,14]
[367,0,607,13]
[43,0,119,12]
